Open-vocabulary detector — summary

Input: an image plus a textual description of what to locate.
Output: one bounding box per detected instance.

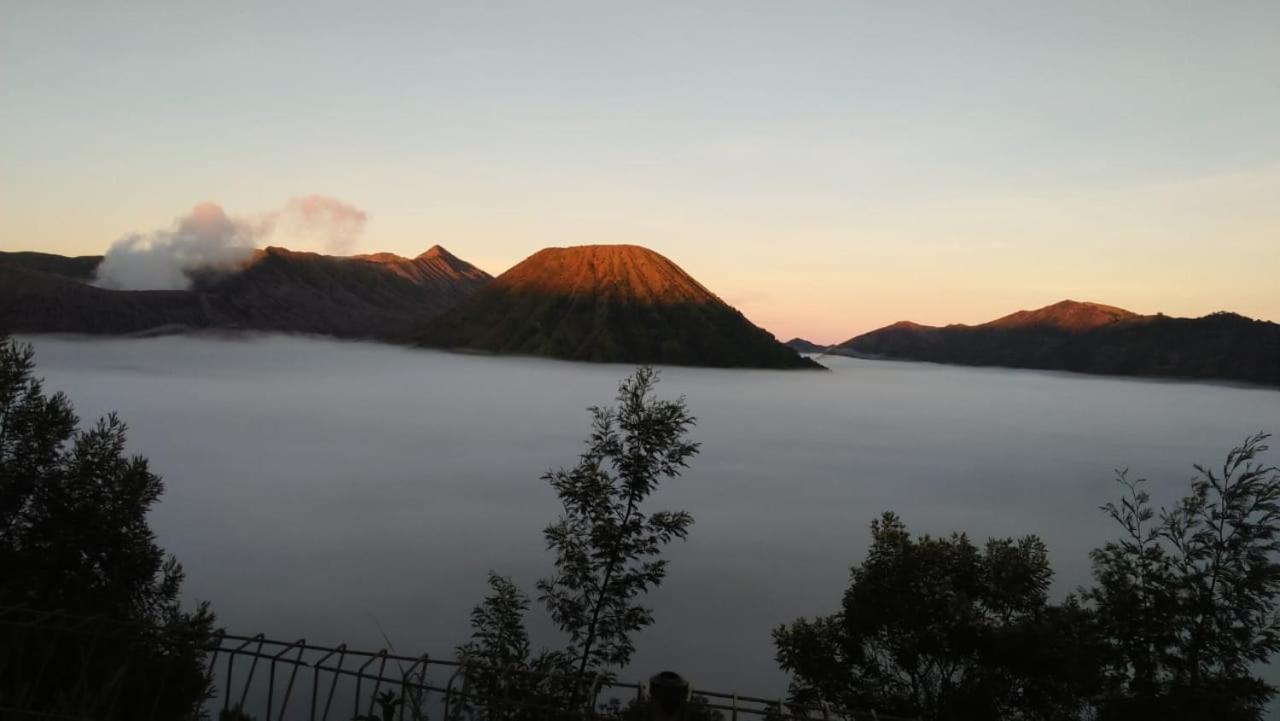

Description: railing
[0,606,915,721]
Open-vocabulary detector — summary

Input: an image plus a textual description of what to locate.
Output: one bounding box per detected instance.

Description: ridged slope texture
[192,245,491,336]
[836,300,1280,386]
[0,246,491,338]
[416,245,820,369]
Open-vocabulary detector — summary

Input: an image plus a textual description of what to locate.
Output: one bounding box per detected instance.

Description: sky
[2,1,1277,342]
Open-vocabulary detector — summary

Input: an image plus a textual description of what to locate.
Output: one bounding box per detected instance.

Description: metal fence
[0,606,915,721]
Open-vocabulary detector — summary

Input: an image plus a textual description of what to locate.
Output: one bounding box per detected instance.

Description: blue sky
[2,1,1277,340]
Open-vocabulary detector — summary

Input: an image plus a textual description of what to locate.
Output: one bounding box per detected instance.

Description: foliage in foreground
[1088,432,1280,719]
[776,433,1280,721]
[774,512,1100,720]
[0,335,215,720]
[537,366,699,678]
[456,573,577,719]
[457,367,699,714]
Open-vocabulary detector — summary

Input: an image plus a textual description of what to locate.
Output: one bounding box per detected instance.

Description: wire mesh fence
[0,606,915,721]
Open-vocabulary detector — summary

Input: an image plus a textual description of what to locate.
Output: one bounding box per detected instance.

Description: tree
[774,512,1101,721]
[536,367,699,689]
[0,335,215,720]
[456,573,575,719]
[1088,432,1280,720]
[454,368,699,715]
[460,574,536,685]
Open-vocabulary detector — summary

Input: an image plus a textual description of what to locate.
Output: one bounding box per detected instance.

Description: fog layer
[21,335,1280,697]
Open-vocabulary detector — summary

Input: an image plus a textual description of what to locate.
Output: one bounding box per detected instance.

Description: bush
[0,335,215,720]
[773,513,1100,720]
[1088,432,1280,719]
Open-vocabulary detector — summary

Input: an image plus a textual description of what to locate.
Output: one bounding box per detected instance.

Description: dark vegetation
[775,513,1099,720]
[455,367,702,715]
[776,433,1280,720]
[421,291,819,368]
[837,300,1280,386]
[0,335,215,719]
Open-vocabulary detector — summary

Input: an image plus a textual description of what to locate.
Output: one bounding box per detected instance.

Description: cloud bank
[95,196,368,291]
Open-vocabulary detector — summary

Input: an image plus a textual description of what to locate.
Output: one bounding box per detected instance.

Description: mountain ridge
[831,300,1279,386]
[0,245,492,338]
[983,299,1141,332]
[785,338,829,354]
[416,244,820,369]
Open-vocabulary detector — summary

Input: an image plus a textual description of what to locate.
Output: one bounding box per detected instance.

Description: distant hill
[0,251,102,281]
[0,246,491,338]
[785,338,829,354]
[190,245,490,337]
[0,259,230,334]
[416,244,821,369]
[982,300,1138,332]
[835,300,1280,386]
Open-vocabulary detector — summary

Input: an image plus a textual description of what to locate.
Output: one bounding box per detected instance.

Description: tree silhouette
[0,335,215,720]
[454,368,699,714]
[774,512,1102,720]
[537,367,698,688]
[1089,433,1280,720]
[775,434,1280,720]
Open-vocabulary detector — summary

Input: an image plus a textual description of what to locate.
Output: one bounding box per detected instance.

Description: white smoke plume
[95,196,369,291]
[275,195,368,256]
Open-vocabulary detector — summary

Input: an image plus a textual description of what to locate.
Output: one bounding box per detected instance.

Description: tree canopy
[774,513,1100,720]
[776,434,1280,721]
[0,335,215,720]
[458,366,700,716]
[536,366,699,681]
[1088,433,1280,719]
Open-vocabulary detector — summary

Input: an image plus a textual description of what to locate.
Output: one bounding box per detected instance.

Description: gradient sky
[2,1,1277,342]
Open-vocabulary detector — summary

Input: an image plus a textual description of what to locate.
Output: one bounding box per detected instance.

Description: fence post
[648,671,689,721]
